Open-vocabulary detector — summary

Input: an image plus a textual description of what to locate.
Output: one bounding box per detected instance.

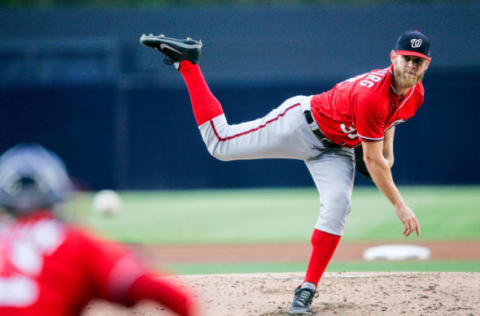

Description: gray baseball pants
[198,95,355,236]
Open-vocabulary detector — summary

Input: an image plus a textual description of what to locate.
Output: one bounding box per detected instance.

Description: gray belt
[304,110,341,148]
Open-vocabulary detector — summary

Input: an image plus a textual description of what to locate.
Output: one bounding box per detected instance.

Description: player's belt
[303,110,341,148]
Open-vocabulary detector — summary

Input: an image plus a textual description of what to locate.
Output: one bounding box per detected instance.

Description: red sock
[179,60,224,126]
[303,229,341,287]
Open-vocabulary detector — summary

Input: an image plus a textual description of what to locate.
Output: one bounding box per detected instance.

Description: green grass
[162,260,480,275]
[347,186,480,241]
[66,186,480,244]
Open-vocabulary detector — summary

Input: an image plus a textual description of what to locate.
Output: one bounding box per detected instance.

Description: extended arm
[126,273,201,316]
[383,126,395,168]
[362,139,420,237]
[86,235,202,316]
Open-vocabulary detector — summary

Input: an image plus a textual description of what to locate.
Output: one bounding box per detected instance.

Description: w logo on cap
[410,39,422,48]
[395,31,431,59]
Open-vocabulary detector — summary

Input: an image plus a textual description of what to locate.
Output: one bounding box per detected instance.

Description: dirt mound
[84,272,479,315]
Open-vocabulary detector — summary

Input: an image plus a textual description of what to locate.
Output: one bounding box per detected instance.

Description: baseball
[93,190,122,216]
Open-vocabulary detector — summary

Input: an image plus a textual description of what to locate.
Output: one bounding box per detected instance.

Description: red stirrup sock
[303,229,341,287]
[179,60,224,126]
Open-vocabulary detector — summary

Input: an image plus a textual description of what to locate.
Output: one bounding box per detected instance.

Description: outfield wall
[1,5,479,189]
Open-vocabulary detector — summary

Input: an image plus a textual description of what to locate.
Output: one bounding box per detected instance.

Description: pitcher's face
[391,52,430,89]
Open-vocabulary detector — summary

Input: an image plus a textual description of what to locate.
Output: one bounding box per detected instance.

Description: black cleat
[289,285,317,315]
[139,34,202,68]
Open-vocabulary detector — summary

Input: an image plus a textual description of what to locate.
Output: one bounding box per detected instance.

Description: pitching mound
[84,272,479,315]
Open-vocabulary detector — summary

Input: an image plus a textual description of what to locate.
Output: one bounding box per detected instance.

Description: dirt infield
[85,272,480,315]
[132,240,480,263]
[83,241,480,315]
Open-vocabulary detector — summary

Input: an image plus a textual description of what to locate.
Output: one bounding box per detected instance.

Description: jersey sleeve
[79,229,146,304]
[355,94,388,141]
[126,273,196,316]
[79,229,196,315]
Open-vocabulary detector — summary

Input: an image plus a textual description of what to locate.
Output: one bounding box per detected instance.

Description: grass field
[163,260,480,275]
[66,186,480,273]
[68,186,480,243]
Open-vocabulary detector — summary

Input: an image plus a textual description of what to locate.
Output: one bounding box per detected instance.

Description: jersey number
[340,124,358,139]
[0,220,64,307]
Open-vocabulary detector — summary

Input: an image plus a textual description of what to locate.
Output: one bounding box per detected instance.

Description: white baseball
[93,190,122,216]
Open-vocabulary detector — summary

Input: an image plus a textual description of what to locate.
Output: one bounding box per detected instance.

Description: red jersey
[0,212,185,316]
[310,65,424,147]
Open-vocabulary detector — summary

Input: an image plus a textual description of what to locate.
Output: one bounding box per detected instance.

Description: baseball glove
[354,146,371,178]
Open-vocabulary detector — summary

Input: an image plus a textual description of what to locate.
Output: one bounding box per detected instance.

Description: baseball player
[140,30,430,315]
[0,144,201,316]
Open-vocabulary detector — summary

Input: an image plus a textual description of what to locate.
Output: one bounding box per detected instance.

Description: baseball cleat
[139,34,202,68]
[288,285,317,315]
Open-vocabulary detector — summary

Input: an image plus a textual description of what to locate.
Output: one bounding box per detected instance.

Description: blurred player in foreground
[0,144,201,316]
[140,30,430,315]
